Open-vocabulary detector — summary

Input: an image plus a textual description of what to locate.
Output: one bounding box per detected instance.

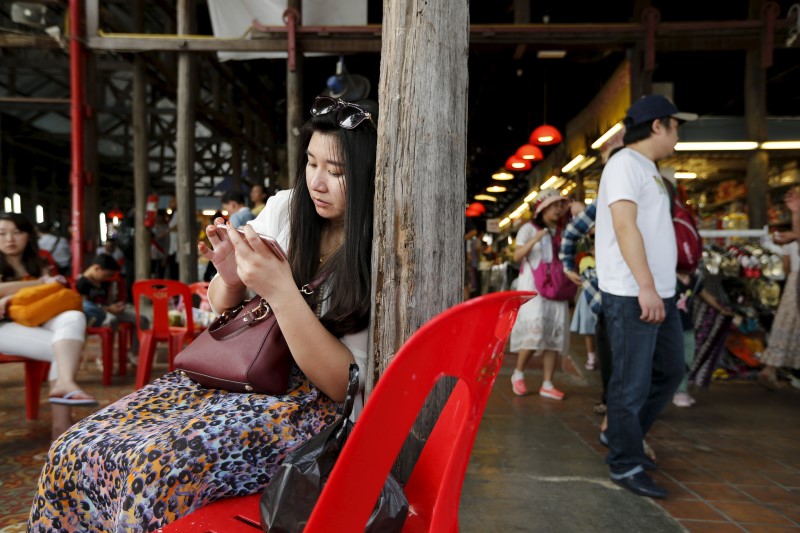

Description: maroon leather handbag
[175,278,325,394]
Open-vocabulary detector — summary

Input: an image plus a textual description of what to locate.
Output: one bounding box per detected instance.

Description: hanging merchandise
[689,228,788,388]
[144,194,158,228]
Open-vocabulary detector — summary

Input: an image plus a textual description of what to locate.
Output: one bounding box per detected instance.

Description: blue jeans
[601,292,684,478]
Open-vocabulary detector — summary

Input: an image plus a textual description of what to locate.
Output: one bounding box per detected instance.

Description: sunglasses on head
[310,96,376,130]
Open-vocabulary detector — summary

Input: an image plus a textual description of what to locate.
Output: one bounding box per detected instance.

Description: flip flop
[48,389,99,407]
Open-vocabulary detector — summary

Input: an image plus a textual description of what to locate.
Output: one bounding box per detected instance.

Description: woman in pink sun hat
[509,189,573,400]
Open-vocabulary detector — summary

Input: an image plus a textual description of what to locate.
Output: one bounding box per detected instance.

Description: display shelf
[699,194,747,212]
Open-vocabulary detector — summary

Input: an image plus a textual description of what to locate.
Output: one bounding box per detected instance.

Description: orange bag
[8,283,82,327]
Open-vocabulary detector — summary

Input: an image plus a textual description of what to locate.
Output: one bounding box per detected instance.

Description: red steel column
[69,0,85,280]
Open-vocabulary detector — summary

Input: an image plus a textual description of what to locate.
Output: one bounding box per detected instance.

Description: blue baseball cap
[625,94,698,127]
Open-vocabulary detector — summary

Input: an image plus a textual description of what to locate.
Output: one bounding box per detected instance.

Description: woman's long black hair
[0,212,44,281]
[288,101,378,338]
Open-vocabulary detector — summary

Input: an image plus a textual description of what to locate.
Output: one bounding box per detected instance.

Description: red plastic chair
[132,279,196,389]
[189,281,211,311]
[0,354,51,420]
[160,291,534,532]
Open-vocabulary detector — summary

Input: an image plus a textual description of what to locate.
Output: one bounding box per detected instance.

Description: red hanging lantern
[468,202,486,215]
[529,124,563,146]
[516,144,544,161]
[107,208,125,222]
[505,155,531,172]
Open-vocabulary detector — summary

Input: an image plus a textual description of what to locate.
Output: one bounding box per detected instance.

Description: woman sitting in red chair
[0,213,98,439]
[29,97,378,531]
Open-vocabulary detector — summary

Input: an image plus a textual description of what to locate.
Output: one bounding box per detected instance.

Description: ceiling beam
[83,19,792,53]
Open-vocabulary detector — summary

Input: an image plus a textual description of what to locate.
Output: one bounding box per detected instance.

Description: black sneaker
[612,471,668,499]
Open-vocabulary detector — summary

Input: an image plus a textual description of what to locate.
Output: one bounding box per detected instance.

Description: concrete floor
[459,351,800,533]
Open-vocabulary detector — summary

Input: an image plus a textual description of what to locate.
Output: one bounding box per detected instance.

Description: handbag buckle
[300,284,314,295]
[219,300,248,325]
[246,299,272,323]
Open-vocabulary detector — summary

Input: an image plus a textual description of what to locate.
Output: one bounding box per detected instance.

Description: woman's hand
[0,295,10,319]
[225,224,294,302]
[565,270,582,285]
[786,188,800,213]
[198,218,244,289]
[40,274,67,286]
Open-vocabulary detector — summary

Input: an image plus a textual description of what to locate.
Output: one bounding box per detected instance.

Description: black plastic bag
[260,364,408,533]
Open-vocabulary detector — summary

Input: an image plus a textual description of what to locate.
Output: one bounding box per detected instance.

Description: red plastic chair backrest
[188,281,211,312]
[38,250,58,275]
[305,291,534,533]
[132,279,195,337]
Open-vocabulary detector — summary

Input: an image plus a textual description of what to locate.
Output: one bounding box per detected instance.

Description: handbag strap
[209,276,329,340]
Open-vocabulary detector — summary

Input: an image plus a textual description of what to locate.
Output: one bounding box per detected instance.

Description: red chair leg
[117,323,133,377]
[100,329,114,386]
[23,360,47,420]
[135,333,157,390]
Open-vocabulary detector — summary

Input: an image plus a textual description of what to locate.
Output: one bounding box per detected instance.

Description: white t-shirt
[246,190,369,417]
[595,148,677,298]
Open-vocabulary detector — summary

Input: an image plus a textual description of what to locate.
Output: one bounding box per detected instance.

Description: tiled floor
[1,335,799,531]
[496,343,800,532]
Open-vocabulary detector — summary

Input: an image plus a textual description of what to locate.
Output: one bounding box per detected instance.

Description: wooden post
[371,0,468,481]
[133,0,149,282]
[744,0,768,229]
[285,0,303,187]
[175,0,197,283]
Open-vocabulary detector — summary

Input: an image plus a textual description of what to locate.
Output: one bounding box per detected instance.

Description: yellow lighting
[674,172,697,180]
[492,170,514,180]
[509,203,530,219]
[591,123,624,150]
[541,175,566,190]
[541,175,560,189]
[202,209,218,216]
[524,191,538,203]
[761,141,800,149]
[537,135,554,143]
[584,198,594,205]
[486,185,507,193]
[578,156,597,170]
[499,218,511,228]
[561,155,585,173]
[511,161,527,169]
[675,142,759,151]
[475,194,498,202]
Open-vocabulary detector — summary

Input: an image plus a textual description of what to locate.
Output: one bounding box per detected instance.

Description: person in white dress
[509,189,571,400]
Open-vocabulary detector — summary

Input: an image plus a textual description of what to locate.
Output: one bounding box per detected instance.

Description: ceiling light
[475,194,497,202]
[530,124,563,146]
[486,185,507,193]
[537,50,567,59]
[492,170,514,180]
[524,191,538,203]
[578,156,597,170]
[674,142,759,151]
[674,172,697,180]
[584,198,594,205]
[505,155,532,172]
[499,218,511,228]
[561,155,585,173]
[541,175,565,189]
[516,144,544,161]
[761,141,800,149]
[591,123,624,150]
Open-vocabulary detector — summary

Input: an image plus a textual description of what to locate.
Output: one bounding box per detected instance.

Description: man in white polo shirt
[595,94,697,499]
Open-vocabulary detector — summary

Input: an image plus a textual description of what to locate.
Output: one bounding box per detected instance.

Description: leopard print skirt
[28,367,340,532]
